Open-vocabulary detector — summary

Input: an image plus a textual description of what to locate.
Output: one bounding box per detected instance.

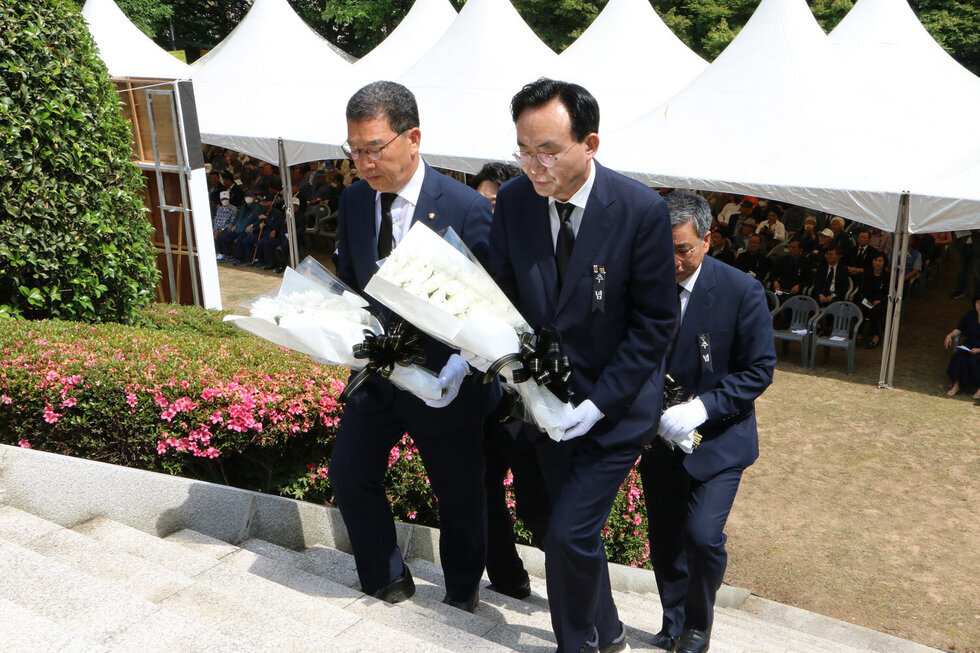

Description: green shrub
[0,305,652,568]
[0,0,157,324]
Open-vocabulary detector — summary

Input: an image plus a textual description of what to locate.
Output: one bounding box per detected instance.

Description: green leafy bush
[0,0,157,324]
[0,305,652,568]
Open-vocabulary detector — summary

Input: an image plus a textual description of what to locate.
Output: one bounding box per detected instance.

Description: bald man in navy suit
[329,81,499,613]
[472,79,676,653]
[639,191,776,653]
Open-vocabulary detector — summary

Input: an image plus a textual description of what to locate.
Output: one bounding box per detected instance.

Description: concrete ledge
[0,444,748,606]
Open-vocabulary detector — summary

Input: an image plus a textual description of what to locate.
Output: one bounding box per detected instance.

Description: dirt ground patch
[216,251,979,652]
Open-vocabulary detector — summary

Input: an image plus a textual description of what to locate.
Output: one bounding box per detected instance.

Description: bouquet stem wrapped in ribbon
[223,256,442,402]
[365,223,574,440]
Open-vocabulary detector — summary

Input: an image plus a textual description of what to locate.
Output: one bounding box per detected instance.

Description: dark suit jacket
[335,161,499,430]
[490,161,676,448]
[772,253,811,290]
[734,250,771,281]
[846,245,879,276]
[813,262,849,300]
[670,256,776,480]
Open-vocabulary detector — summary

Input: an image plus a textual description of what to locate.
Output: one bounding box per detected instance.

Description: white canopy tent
[351,0,458,83]
[550,0,707,132]
[189,0,356,164]
[396,0,558,172]
[81,0,190,79]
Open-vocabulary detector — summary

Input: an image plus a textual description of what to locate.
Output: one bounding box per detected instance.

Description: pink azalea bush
[0,304,651,568]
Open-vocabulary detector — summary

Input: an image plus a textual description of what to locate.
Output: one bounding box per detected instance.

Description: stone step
[0,596,104,653]
[165,529,467,653]
[0,536,162,643]
[68,516,417,652]
[740,595,941,653]
[245,537,556,653]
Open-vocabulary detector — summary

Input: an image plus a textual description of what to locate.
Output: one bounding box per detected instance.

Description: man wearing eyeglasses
[639,191,775,653]
[329,81,498,613]
[476,78,677,653]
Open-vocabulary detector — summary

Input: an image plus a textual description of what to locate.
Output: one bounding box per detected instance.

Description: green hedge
[0,305,651,568]
[0,0,158,323]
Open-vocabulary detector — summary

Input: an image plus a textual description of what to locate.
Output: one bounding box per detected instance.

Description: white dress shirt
[548,161,597,251]
[677,262,704,324]
[374,159,426,249]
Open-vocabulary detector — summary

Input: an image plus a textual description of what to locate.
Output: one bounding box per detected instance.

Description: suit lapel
[412,162,445,232]
[351,184,381,289]
[676,258,717,383]
[555,162,614,316]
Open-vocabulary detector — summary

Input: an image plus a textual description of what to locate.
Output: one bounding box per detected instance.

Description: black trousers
[483,419,550,590]
[640,443,744,636]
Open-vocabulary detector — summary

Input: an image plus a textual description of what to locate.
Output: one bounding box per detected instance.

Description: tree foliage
[120,0,979,78]
[0,0,158,323]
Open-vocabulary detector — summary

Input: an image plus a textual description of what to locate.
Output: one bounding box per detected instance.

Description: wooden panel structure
[115,78,202,306]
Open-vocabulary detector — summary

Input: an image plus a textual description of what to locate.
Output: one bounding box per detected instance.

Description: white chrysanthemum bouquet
[224,256,442,401]
[365,223,573,440]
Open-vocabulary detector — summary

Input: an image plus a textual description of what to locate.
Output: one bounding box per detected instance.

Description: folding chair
[809,301,864,375]
[771,294,819,367]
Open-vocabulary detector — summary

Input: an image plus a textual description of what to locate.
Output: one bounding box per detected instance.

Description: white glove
[424,354,470,408]
[460,350,514,382]
[658,398,708,443]
[460,349,492,373]
[560,399,603,441]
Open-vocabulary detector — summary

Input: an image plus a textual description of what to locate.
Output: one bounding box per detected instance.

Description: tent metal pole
[878,193,910,388]
[278,138,300,269]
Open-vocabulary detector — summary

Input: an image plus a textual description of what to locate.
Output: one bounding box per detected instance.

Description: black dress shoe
[487,574,532,600]
[674,629,709,653]
[648,630,679,651]
[370,565,415,603]
[442,588,479,613]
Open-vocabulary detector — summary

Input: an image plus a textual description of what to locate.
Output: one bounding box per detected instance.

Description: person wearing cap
[233,194,278,265]
[755,204,786,250]
[808,228,836,272]
[731,216,757,252]
[328,81,499,615]
[212,190,238,261]
[219,190,262,263]
[256,196,294,272]
[726,199,756,240]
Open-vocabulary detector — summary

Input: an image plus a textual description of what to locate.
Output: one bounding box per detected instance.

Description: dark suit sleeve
[590,198,676,422]
[489,198,519,305]
[458,192,493,267]
[335,189,357,290]
[700,280,776,420]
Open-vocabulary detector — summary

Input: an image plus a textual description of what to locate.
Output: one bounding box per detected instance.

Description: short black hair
[826,245,841,255]
[220,171,234,182]
[510,78,599,142]
[471,162,520,190]
[346,81,420,134]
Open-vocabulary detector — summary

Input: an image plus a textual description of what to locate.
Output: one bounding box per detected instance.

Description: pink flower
[0,394,11,404]
[43,404,60,424]
[125,393,138,408]
[61,397,77,408]
[17,439,31,449]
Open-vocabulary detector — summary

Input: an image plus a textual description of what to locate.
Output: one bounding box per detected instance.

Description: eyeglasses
[343,130,406,162]
[674,245,699,258]
[513,142,578,169]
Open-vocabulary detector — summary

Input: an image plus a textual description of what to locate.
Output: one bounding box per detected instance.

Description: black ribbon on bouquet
[484,325,573,403]
[339,308,426,402]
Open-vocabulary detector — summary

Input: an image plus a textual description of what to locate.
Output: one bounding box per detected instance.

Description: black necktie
[555,201,575,284]
[827,266,835,291]
[377,192,397,259]
[664,283,685,371]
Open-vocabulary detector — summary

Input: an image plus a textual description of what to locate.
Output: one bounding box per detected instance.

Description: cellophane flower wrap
[364,222,573,440]
[223,256,441,401]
